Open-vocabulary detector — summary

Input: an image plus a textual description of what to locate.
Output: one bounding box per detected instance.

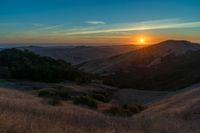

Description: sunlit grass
[0,88,199,133]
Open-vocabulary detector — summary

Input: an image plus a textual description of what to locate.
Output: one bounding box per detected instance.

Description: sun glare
[129,35,154,45]
[140,38,145,44]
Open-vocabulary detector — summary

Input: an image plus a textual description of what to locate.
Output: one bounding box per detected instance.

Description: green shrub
[91,93,110,103]
[38,88,70,100]
[73,95,97,109]
[104,104,144,117]
[38,89,55,97]
[55,91,69,100]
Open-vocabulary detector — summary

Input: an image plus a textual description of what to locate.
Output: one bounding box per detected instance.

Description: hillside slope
[80,40,200,73]
[0,83,199,133]
[134,83,200,133]
[0,49,90,82]
[79,40,200,91]
[144,83,200,114]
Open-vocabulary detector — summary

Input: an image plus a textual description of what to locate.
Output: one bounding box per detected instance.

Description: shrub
[104,104,145,117]
[38,89,69,100]
[55,91,69,100]
[91,93,110,103]
[38,89,55,97]
[73,95,97,109]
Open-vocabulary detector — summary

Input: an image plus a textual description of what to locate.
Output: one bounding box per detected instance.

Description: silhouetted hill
[0,49,91,82]
[79,40,200,91]
[80,40,200,73]
[103,50,200,90]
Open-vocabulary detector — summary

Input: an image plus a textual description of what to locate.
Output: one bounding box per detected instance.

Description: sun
[139,38,145,44]
[129,35,151,45]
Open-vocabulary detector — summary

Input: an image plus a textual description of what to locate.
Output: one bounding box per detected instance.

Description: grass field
[0,84,199,133]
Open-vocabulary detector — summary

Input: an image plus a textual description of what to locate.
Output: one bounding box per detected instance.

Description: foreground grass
[0,87,199,133]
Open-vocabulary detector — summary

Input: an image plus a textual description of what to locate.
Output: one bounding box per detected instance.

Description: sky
[0,0,200,45]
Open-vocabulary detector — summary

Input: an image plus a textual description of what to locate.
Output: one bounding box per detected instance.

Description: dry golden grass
[0,87,199,133]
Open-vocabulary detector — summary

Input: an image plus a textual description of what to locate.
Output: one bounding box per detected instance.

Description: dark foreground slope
[0,49,90,82]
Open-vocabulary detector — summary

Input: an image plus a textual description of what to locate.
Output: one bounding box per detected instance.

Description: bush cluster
[73,95,97,109]
[38,89,69,100]
[104,104,145,117]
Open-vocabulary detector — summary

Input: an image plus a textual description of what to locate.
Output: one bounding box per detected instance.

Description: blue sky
[0,0,200,44]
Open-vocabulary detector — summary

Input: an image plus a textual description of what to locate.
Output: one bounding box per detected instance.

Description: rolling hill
[80,40,200,91]
[80,40,200,73]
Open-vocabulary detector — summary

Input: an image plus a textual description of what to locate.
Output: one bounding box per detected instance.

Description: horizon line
[0,39,199,47]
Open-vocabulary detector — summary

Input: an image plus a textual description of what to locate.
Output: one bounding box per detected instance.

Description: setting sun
[129,35,157,45]
[139,38,145,44]
[128,35,155,45]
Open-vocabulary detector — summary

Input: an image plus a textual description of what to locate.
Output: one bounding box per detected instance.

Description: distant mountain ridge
[16,45,144,64]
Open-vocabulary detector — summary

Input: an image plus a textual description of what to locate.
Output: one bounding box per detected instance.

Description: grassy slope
[0,84,199,133]
[0,88,133,133]
[134,83,200,133]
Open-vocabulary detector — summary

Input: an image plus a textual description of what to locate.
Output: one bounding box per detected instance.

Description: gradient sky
[0,0,200,45]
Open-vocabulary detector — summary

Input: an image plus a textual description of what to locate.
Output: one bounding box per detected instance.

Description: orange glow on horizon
[128,35,160,45]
